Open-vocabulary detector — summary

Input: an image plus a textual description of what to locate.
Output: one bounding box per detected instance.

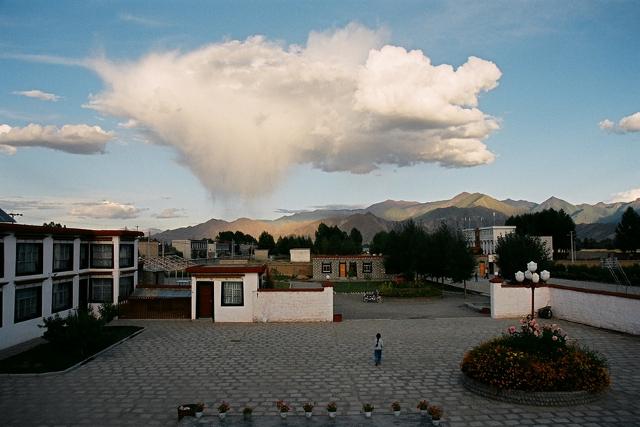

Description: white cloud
[119,13,167,27]
[13,89,61,102]
[600,112,640,134]
[118,119,139,129]
[87,23,502,197]
[70,201,142,219]
[154,208,187,219]
[609,188,640,203]
[0,123,113,155]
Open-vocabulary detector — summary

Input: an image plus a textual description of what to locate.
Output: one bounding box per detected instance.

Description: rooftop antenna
[8,212,23,218]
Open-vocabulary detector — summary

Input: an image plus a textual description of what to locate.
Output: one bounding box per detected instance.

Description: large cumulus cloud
[599,112,640,134]
[87,23,502,197]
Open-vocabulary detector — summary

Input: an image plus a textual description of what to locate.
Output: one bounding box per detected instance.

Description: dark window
[348,262,357,276]
[221,281,243,306]
[90,277,113,303]
[16,243,43,276]
[53,243,74,272]
[363,262,373,274]
[118,275,134,301]
[321,262,332,274]
[52,281,73,312]
[1,241,4,278]
[0,288,3,327]
[91,244,113,268]
[15,285,42,322]
[80,244,89,269]
[119,244,134,268]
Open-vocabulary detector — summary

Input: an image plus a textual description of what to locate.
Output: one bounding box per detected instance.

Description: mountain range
[153,192,640,243]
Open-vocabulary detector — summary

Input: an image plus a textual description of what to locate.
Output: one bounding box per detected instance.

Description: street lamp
[515,261,550,318]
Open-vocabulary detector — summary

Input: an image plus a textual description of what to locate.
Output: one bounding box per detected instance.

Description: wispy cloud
[0,198,63,211]
[309,204,365,210]
[0,123,114,155]
[13,89,61,102]
[275,208,310,214]
[154,208,187,219]
[0,53,87,67]
[609,188,640,203]
[70,201,144,219]
[119,13,168,27]
[600,112,640,134]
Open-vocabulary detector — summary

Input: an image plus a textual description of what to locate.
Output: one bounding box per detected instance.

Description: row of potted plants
[180,400,443,422]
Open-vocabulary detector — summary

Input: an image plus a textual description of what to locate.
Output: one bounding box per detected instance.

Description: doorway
[196,282,214,319]
[339,262,347,278]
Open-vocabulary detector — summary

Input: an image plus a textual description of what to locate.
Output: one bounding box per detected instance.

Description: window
[15,285,42,322]
[221,281,243,306]
[80,244,89,269]
[52,281,73,312]
[118,275,134,301]
[363,262,373,274]
[321,262,332,274]
[90,278,113,303]
[16,243,43,276]
[1,241,4,278]
[119,244,134,268]
[91,244,113,268]
[0,287,3,327]
[53,243,74,272]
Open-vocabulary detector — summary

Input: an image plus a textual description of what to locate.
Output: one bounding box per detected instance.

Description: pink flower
[552,335,558,341]
[508,326,517,334]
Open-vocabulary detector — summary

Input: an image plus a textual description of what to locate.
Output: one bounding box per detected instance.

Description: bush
[461,317,610,392]
[552,262,640,285]
[378,281,441,298]
[40,308,106,357]
[98,303,119,323]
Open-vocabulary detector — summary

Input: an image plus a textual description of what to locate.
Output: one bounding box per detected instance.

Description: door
[79,278,89,310]
[196,282,213,319]
[339,262,347,278]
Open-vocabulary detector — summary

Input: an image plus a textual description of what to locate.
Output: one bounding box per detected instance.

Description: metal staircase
[142,255,196,272]
[601,257,631,287]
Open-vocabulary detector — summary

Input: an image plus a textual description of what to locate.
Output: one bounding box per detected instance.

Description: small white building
[186,265,333,322]
[463,226,516,255]
[290,248,311,263]
[0,223,142,350]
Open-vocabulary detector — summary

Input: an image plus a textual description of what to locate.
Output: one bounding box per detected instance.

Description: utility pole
[570,231,575,263]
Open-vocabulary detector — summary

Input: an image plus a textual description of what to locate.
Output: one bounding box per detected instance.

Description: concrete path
[1,297,639,426]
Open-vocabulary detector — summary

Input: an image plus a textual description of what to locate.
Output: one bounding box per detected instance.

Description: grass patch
[273,281,291,289]
[332,281,385,293]
[379,286,442,298]
[0,326,143,374]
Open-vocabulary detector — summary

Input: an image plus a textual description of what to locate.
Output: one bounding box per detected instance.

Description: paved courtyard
[1,295,640,426]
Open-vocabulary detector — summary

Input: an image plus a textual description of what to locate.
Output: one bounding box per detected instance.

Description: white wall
[253,287,333,322]
[190,274,258,322]
[491,281,640,335]
[290,249,311,263]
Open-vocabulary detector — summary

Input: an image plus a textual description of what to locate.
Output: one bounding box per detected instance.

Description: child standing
[374,333,383,366]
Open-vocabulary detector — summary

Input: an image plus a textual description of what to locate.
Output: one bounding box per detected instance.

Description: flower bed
[461,317,610,400]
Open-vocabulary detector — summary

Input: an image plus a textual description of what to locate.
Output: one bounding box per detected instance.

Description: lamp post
[515,261,550,318]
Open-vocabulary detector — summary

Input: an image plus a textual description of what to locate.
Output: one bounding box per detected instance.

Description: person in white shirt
[374,333,383,366]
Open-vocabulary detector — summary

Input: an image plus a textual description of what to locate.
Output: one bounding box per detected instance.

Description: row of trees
[615,207,640,255]
[370,221,475,283]
[505,208,575,259]
[255,223,363,255]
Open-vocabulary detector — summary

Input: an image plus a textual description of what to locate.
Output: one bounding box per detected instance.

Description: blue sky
[1,0,639,231]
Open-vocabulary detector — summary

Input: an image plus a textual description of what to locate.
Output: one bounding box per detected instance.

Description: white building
[463,226,516,255]
[290,248,311,263]
[171,239,208,259]
[187,265,333,322]
[0,223,142,350]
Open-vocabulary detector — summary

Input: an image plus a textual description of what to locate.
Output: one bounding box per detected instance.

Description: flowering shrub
[416,400,429,410]
[217,402,229,413]
[461,316,609,392]
[276,400,291,413]
[326,402,337,412]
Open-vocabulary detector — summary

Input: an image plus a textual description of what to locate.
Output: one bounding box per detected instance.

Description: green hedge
[551,262,640,285]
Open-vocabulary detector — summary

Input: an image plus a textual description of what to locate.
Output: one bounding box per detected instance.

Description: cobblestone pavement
[1,296,640,426]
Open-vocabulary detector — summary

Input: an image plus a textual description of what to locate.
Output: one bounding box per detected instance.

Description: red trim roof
[186,265,267,274]
[313,255,383,259]
[0,223,143,238]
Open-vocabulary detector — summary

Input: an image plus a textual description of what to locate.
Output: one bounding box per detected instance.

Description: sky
[1,0,639,231]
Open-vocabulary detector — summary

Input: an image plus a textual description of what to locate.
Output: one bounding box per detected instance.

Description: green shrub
[98,303,119,323]
[40,309,106,357]
[461,317,610,392]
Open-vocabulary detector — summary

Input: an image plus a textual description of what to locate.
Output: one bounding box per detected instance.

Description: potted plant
[195,402,205,418]
[428,405,443,425]
[177,405,194,420]
[242,406,253,420]
[327,401,337,418]
[362,403,374,418]
[417,400,429,417]
[303,402,314,418]
[391,401,401,417]
[276,400,290,419]
[217,401,230,420]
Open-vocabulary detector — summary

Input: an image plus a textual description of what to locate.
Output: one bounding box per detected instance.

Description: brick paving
[1,295,639,426]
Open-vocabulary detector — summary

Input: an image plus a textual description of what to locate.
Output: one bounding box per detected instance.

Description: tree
[313,223,361,255]
[383,220,429,278]
[506,208,575,258]
[615,207,640,255]
[495,233,550,281]
[43,221,65,228]
[257,231,276,252]
[349,228,363,254]
[370,231,390,254]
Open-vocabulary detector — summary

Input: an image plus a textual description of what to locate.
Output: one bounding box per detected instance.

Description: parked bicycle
[363,289,382,303]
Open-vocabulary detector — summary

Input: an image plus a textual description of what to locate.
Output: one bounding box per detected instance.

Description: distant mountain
[575,223,617,241]
[152,192,640,244]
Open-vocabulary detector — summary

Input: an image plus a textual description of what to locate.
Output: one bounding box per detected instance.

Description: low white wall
[253,287,333,322]
[447,280,490,295]
[491,281,640,335]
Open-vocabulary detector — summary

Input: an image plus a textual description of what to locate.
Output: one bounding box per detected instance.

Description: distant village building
[290,248,311,263]
[138,240,160,258]
[312,255,387,280]
[171,239,208,259]
[254,249,269,261]
[0,223,143,350]
[463,226,517,256]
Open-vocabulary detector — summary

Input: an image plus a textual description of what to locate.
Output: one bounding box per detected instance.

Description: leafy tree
[615,207,640,255]
[257,231,276,252]
[215,230,256,244]
[506,208,575,258]
[383,220,429,278]
[370,230,390,254]
[495,233,550,281]
[275,234,313,255]
[313,223,361,255]
[349,228,363,253]
[43,221,65,228]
